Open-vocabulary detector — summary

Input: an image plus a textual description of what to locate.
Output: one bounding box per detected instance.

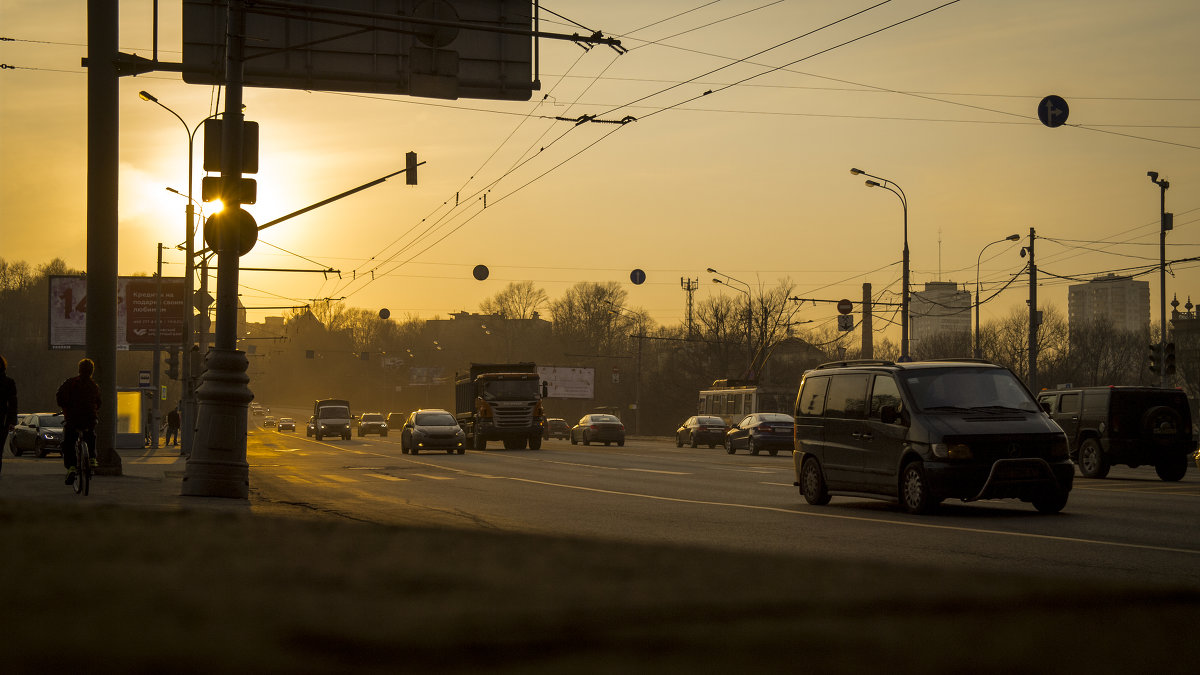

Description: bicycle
[72,434,93,496]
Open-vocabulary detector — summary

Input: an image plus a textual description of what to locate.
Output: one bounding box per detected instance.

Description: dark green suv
[793,360,1073,514]
[1037,386,1193,481]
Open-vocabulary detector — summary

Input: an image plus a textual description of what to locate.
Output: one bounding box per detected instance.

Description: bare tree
[549,282,636,355]
[479,280,549,319]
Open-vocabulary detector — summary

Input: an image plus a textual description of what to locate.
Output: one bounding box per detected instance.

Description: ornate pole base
[182,348,251,498]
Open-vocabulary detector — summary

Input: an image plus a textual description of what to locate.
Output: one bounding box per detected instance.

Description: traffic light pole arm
[256,161,425,233]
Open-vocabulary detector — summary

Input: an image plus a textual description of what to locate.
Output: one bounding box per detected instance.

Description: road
[249,413,1200,590]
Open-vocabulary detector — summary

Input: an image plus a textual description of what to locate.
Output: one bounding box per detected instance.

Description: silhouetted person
[57,358,101,484]
[166,406,181,447]
[0,355,17,476]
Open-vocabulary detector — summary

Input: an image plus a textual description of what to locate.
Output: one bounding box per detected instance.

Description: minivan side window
[869,375,902,418]
[1059,392,1080,414]
[825,374,871,419]
[796,376,829,417]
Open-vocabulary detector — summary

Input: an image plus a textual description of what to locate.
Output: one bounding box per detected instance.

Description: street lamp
[140,90,221,456]
[1149,171,1171,387]
[975,234,1020,358]
[709,268,754,375]
[850,168,909,359]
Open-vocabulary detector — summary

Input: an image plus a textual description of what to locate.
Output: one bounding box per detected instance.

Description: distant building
[910,281,971,347]
[1068,274,1149,334]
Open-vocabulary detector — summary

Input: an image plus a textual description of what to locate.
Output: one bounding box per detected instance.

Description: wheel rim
[1080,446,1097,473]
[803,464,819,497]
[902,467,923,509]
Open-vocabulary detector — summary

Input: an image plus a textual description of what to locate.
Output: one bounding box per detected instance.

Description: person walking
[0,355,17,476]
[56,358,101,484]
[166,406,181,447]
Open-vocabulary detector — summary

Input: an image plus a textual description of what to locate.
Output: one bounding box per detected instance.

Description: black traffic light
[1165,342,1176,375]
[1149,343,1160,374]
[164,348,180,380]
[405,151,418,185]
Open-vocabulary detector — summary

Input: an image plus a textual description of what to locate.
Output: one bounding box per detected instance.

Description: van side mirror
[880,404,899,425]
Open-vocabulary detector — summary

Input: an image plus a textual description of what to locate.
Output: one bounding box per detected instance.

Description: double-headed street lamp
[975,234,1021,358]
[850,168,909,359]
[708,268,754,375]
[1149,171,1171,388]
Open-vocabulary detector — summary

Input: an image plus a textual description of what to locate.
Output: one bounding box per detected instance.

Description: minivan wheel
[1078,439,1110,479]
[1032,489,1069,514]
[900,462,936,514]
[801,457,831,506]
[1155,456,1187,482]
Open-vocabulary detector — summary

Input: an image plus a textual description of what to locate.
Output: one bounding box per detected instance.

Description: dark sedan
[11,413,66,458]
[724,413,794,456]
[570,414,625,447]
[675,415,727,448]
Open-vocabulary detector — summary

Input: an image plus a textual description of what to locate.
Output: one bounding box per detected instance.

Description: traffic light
[1165,342,1176,375]
[405,151,418,185]
[1149,343,1160,374]
[164,348,180,380]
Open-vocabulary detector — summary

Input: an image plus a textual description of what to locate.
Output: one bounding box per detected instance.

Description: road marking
[412,473,453,481]
[486,476,1200,557]
[279,475,314,485]
[321,474,358,483]
[761,482,794,487]
[365,473,406,482]
[624,468,690,475]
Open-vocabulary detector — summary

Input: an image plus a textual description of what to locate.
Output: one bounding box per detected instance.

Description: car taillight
[619,425,625,431]
[590,424,599,430]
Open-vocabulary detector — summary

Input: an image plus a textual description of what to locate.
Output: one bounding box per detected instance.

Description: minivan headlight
[932,443,973,459]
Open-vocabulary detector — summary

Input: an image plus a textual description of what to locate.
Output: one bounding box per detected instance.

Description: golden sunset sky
[2,0,1198,342]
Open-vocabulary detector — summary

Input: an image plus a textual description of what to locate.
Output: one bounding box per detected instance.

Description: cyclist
[56,357,101,485]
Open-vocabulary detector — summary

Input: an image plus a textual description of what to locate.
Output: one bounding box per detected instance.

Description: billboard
[182,0,534,101]
[49,276,187,351]
[538,366,594,400]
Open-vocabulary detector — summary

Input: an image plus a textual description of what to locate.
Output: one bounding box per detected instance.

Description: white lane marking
[412,473,453,481]
[761,482,794,487]
[624,468,690,475]
[321,474,358,483]
[365,473,406,482]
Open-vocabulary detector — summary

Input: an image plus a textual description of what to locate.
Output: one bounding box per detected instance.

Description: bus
[697,380,795,427]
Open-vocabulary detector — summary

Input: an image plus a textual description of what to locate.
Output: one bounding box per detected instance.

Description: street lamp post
[1149,171,1170,388]
[709,268,754,375]
[850,168,909,359]
[975,234,1021,359]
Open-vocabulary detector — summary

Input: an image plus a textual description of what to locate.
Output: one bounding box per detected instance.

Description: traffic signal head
[164,349,180,380]
[1149,343,1160,374]
[1165,342,1176,375]
[405,151,418,186]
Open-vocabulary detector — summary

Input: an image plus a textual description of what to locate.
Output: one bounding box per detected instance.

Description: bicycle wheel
[73,439,90,496]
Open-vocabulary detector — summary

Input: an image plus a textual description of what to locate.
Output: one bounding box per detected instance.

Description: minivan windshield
[901,367,1038,413]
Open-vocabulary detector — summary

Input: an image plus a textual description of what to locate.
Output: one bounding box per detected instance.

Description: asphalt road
[249,414,1200,590]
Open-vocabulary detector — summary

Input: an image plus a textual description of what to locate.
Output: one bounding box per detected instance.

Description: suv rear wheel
[1078,438,1110,479]
[1155,455,1188,482]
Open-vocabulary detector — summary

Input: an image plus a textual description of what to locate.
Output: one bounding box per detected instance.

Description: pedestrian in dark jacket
[56,358,101,483]
[166,406,181,446]
[0,355,17,476]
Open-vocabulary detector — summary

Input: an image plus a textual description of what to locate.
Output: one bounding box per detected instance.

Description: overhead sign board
[182,0,535,101]
[49,276,187,351]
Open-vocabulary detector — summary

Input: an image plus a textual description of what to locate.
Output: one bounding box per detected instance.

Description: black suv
[1037,386,1193,481]
[356,412,388,437]
[793,360,1073,514]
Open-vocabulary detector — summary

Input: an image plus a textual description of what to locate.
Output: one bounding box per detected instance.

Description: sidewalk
[0,442,252,512]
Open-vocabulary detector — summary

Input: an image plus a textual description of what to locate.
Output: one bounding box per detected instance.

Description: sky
[2,0,1199,345]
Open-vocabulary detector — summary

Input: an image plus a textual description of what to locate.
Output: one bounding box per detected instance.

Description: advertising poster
[538,366,595,400]
[49,275,187,350]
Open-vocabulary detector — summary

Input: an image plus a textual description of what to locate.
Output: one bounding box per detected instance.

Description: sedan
[675,415,727,448]
[543,418,570,440]
[724,413,795,456]
[263,416,276,429]
[10,413,66,458]
[278,417,296,432]
[306,416,316,437]
[400,409,466,455]
[570,414,625,447]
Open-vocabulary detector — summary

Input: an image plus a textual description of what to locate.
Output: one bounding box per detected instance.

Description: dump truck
[312,398,352,441]
[455,363,546,450]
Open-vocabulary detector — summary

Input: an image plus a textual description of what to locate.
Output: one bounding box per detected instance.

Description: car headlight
[931,443,972,459]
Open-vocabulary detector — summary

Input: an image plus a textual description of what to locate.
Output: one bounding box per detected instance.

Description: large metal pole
[861,282,873,359]
[86,0,121,475]
[901,198,909,360]
[152,243,162,449]
[1028,228,1038,393]
[183,0,251,498]
[1156,176,1170,388]
[182,148,196,455]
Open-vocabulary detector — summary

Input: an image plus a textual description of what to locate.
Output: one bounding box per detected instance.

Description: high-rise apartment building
[910,281,971,346]
[1067,273,1149,333]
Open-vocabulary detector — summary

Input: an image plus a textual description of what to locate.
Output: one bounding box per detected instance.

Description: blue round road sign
[630,268,646,285]
[1038,95,1069,128]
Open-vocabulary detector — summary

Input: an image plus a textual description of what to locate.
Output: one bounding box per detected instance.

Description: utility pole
[1149,171,1171,388]
[681,277,698,339]
[152,243,163,449]
[861,282,873,359]
[1025,227,1038,392]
